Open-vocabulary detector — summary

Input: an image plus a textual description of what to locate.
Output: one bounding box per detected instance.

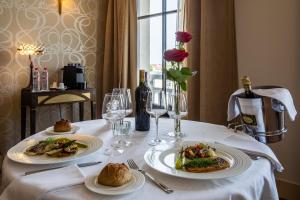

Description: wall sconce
[17,44,44,90]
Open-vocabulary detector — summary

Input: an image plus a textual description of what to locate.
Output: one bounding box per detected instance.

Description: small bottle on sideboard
[32,67,40,92]
[40,66,49,91]
[135,69,151,131]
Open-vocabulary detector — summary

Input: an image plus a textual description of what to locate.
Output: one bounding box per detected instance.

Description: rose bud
[164,48,189,62]
[176,31,192,43]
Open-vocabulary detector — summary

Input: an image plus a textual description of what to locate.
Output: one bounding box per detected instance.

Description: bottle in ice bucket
[241,76,256,98]
[238,76,266,142]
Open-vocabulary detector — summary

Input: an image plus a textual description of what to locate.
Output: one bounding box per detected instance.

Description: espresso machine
[61,63,87,90]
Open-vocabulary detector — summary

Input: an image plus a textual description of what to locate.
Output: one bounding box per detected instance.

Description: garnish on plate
[175,143,230,173]
[25,137,88,157]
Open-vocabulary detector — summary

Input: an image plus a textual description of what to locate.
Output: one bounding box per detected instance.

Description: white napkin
[0,165,84,200]
[220,134,283,172]
[227,88,297,121]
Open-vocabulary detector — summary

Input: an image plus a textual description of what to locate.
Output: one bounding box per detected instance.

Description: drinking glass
[112,88,132,116]
[146,90,167,146]
[167,92,188,138]
[112,88,133,146]
[102,93,126,154]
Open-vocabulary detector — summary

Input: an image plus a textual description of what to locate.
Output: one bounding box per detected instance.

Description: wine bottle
[135,70,151,131]
[241,76,256,98]
[239,76,266,142]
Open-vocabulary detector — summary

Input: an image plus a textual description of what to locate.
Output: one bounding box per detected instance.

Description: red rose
[164,48,189,62]
[176,31,192,43]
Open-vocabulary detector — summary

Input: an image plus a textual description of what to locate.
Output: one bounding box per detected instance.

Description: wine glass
[167,92,188,138]
[112,88,133,116]
[102,93,126,155]
[146,90,167,146]
[112,88,133,146]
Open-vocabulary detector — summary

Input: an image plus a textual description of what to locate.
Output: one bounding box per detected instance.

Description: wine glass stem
[112,122,116,136]
[155,116,159,141]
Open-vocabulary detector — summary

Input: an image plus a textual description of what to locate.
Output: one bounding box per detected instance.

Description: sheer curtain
[182,0,238,125]
[96,0,137,117]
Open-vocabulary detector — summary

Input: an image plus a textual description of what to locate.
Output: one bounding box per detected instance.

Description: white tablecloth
[1,118,279,200]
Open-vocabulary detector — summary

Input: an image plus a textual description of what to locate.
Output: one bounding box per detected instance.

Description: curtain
[96,0,137,117]
[183,0,238,125]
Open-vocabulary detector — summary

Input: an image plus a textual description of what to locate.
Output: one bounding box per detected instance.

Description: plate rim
[144,140,252,180]
[84,170,145,195]
[7,134,103,165]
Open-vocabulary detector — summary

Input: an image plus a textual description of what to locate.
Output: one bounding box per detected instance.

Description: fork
[127,159,173,194]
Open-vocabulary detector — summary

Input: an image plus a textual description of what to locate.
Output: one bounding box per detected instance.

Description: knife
[24,161,102,176]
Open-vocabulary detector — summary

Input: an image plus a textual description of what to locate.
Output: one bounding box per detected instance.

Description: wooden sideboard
[21,88,96,140]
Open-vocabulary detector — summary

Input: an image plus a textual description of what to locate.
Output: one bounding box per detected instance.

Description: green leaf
[180,67,193,76]
[180,82,187,91]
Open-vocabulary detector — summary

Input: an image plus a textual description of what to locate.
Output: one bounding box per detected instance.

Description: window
[137,0,179,93]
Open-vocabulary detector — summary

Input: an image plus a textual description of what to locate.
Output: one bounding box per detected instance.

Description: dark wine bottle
[241,76,256,98]
[135,70,151,131]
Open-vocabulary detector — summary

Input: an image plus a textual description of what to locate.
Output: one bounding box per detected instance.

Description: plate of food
[7,134,103,164]
[144,140,252,179]
[45,119,80,135]
[85,163,145,195]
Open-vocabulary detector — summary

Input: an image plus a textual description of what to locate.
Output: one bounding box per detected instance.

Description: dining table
[1,118,280,200]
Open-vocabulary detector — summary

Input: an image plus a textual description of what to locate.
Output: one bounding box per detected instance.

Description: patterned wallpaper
[0,0,98,156]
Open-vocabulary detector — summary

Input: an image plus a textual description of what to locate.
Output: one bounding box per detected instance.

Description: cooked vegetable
[184,158,217,168]
[25,137,87,158]
[175,143,230,173]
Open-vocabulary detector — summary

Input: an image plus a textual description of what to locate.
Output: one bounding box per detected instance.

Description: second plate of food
[144,140,252,179]
[7,134,103,164]
[45,125,80,135]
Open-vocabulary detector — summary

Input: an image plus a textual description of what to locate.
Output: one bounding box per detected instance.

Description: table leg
[30,106,36,136]
[79,102,84,121]
[91,101,95,120]
[21,105,26,140]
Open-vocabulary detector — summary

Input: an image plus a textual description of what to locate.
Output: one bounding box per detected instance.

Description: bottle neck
[244,84,252,92]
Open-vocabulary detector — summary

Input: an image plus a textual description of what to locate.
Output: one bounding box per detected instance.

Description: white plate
[45,125,80,135]
[7,134,103,165]
[144,141,252,179]
[85,170,145,195]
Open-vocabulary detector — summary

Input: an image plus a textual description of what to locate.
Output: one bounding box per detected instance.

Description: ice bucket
[232,86,287,143]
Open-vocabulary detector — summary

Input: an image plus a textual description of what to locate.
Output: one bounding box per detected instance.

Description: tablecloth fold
[0,165,84,200]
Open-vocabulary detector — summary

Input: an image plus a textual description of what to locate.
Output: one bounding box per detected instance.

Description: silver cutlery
[127,159,173,194]
[24,161,102,176]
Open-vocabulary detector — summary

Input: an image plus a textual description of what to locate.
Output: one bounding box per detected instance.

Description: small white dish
[45,125,80,135]
[84,170,145,195]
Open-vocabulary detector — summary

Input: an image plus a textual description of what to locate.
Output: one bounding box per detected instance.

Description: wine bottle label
[241,114,257,126]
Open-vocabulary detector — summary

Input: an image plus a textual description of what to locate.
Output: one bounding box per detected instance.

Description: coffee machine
[61,63,86,90]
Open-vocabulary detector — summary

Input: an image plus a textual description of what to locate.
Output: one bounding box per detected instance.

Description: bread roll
[54,119,72,132]
[98,163,132,187]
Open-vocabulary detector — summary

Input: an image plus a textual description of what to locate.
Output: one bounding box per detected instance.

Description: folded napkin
[0,165,84,200]
[227,88,297,121]
[220,134,283,172]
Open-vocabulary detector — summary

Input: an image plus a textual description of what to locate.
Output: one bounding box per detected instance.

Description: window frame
[137,0,179,93]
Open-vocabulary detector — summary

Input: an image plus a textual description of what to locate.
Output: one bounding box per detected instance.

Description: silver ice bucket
[230,86,287,143]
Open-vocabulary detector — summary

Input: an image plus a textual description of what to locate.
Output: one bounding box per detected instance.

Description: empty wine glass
[102,93,126,155]
[146,90,167,146]
[112,88,133,116]
[112,88,133,146]
[167,92,188,138]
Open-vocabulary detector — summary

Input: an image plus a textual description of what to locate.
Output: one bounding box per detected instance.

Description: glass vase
[173,82,181,137]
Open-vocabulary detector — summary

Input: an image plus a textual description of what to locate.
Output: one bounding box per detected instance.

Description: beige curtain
[183,0,238,125]
[96,0,137,117]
